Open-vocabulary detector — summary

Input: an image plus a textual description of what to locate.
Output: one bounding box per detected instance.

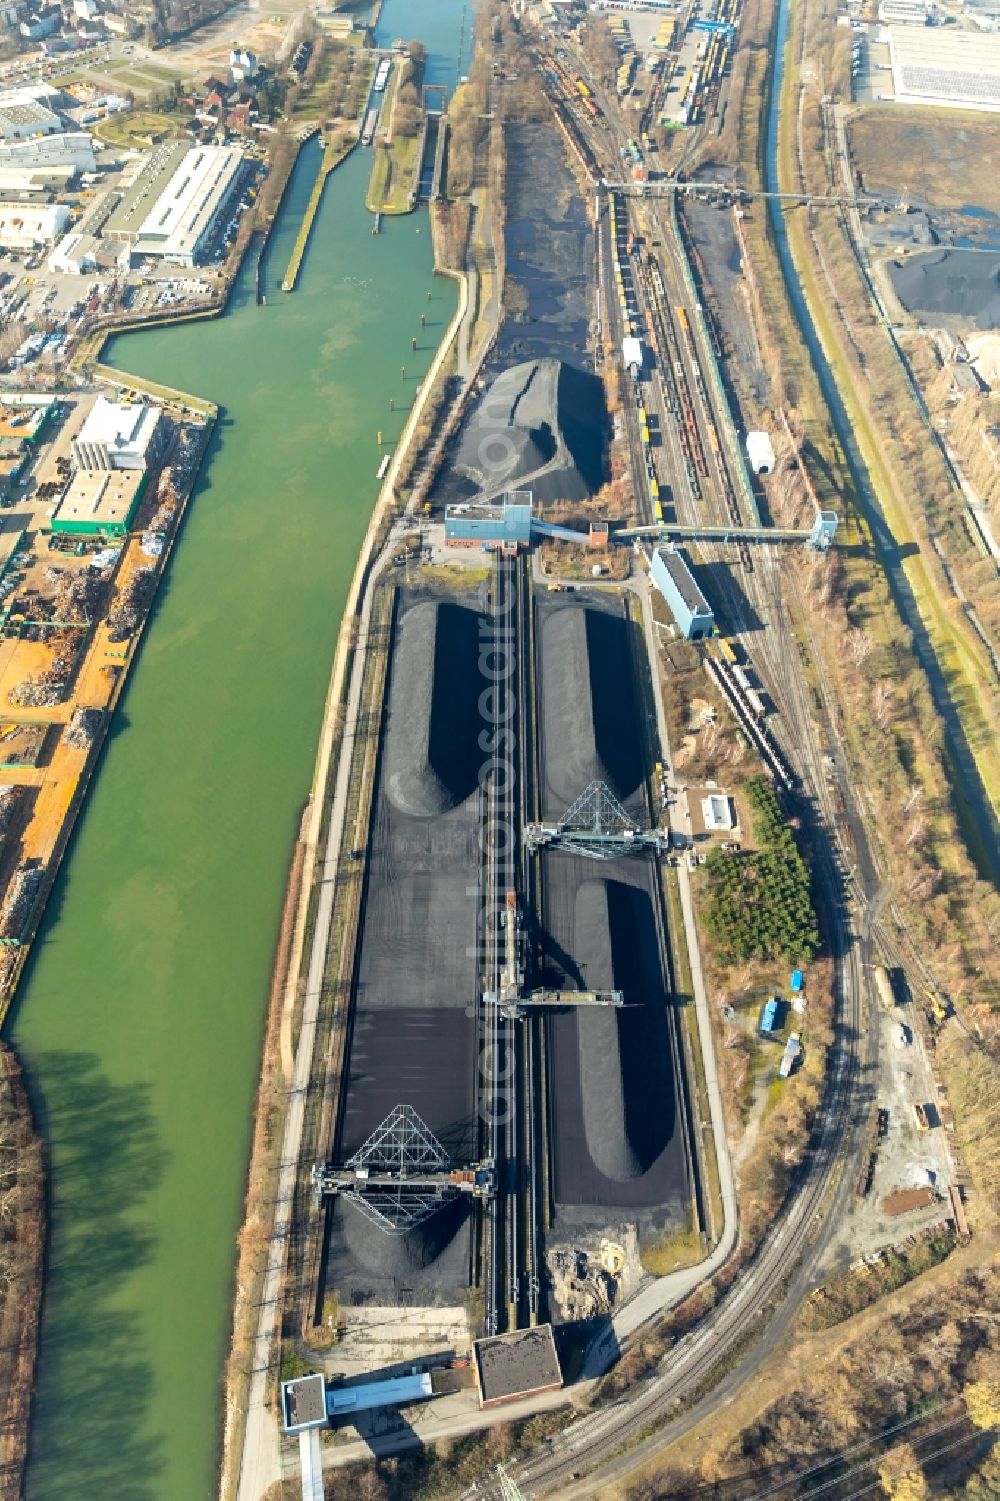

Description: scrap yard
[0,388,209,1009]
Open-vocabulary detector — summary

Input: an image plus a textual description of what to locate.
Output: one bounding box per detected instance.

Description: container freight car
[623,335,644,381]
[873,964,895,1011]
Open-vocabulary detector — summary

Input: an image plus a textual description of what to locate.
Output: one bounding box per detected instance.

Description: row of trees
[0,1047,43,1497]
[702,777,819,964]
[446,6,493,197]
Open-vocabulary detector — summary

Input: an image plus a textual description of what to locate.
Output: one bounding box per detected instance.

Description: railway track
[460,73,888,1501]
[463,885,868,1498]
[515,554,544,1327]
[453,46,918,1501]
[480,554,548,1334]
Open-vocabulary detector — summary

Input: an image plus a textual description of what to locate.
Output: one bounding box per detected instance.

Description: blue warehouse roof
[445,499,533,545]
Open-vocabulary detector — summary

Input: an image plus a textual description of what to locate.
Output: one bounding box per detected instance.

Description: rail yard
[1,0,991,1494]
[256,7,987,1500]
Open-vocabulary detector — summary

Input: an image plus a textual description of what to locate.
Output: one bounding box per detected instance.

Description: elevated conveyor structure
[312,1104,494,1233]
[621,511,839,550]
[525,779,670,860]
[483,890,623,1018]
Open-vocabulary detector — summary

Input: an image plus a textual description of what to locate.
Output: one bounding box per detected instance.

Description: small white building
[72,397,166,473]
[746,430,776,475]
[701,793,735,832]
[878,0,926,22]
[230,47,259,80]
[0,200,69,249]
[48,230,99,274]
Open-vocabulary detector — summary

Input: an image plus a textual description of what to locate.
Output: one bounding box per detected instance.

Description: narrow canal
[7,3,468,1498]
[764,0,1000,883]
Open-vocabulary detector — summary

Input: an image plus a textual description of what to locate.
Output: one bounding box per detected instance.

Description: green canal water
[7,2,468,1490]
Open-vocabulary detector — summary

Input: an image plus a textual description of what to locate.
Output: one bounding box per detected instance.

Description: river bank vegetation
[366,42,426,214]
[782,0,1000,831]
[682,0,1000,1228]
[0,1046,43,1501]
[630,1257,1000,1501]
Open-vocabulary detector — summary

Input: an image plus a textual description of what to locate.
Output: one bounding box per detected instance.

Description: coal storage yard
[534,592,693,1238]
[322,589,487,1308]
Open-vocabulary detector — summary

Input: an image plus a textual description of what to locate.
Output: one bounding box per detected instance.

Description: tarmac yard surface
[888,247,1000,328]
[500,124,596,374]
[323,587,487,1309]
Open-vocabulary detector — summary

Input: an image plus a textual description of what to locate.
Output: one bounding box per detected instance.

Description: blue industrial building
[281,1369,435,1433]
[445,496,534,552]
[649,545,714,640]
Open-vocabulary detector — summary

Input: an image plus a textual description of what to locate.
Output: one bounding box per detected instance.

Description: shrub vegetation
[702,777,819,963]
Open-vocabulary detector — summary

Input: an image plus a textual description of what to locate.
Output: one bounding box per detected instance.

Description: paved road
[581,573,738,1375]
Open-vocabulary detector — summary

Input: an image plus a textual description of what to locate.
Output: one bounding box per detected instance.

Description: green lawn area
[93,110,192,148]
[130,61,184,84]
[365,131,421,214]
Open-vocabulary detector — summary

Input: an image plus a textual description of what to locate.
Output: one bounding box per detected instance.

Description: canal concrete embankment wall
[219,264,471,1501]
[431,114,447,201]
[282,134,360,292]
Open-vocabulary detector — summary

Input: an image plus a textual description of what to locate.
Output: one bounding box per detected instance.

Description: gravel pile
[890,248,1000,327]
[451,358,598,505]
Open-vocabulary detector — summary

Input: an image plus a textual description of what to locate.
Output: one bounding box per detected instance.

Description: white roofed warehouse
[0,98,62,140]
[0,201,69,249]
[888,24,1000,110]
[746,430,776,475]
[112,144,247,266]
[72,398,167,473]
